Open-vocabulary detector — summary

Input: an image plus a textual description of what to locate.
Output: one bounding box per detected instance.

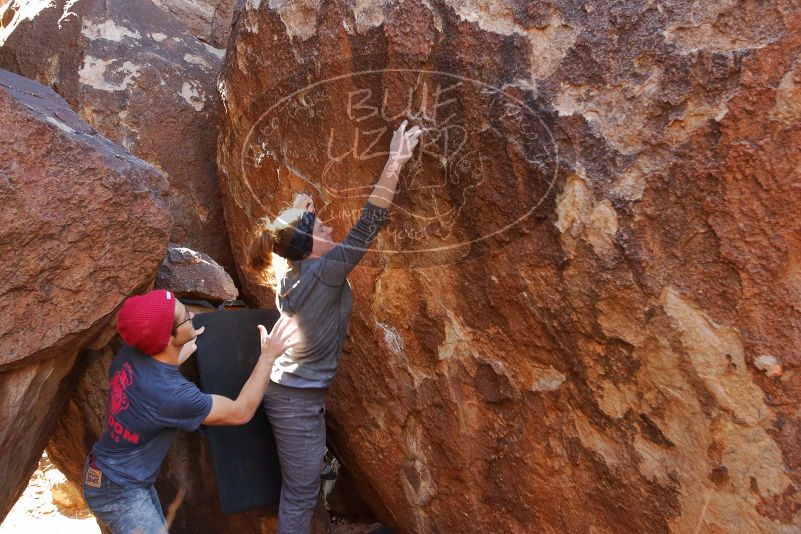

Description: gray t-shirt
[270,201,390,387]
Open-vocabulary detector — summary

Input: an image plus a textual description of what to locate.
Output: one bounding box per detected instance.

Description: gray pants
[263,381,327,534]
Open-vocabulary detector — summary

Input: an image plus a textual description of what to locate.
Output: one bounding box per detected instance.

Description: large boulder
[149,0,236,49]
[0,68,170,521]
[0,0,234,272]
[218,2,801,532]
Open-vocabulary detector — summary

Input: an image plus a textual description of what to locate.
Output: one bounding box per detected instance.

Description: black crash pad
[193,308,282,514]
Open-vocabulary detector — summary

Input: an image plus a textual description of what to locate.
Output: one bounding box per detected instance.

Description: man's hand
[388,120,422,167]
[177,325,205,365]
[293,193,315,212]
[203,316,299,427]
[257,314,300,361]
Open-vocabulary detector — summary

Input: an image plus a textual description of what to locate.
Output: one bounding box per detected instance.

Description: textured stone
[0,68,170,521]
[219,1,801,532]
[155,243,239,303]
[0,0,234,272]
[149,0,236,49]
[0,353,79,523]
[330,522,386,534]
[754,354,784,378]
[49,477,85,512]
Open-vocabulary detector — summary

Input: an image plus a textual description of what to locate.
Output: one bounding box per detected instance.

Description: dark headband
[280,210,316,261]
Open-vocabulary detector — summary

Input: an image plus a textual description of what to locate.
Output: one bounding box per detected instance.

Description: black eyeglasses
[173,310,193,334]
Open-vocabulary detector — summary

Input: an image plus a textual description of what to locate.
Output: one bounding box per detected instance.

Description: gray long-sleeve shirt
[270,201,390,388]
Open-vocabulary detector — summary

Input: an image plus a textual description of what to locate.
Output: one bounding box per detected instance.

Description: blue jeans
[263,381,327,534]
[82,456,167,534]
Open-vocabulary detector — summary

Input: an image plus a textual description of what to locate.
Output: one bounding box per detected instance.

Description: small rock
[50,480,84,511]
[155,243,239,303]
[754,354,783,378]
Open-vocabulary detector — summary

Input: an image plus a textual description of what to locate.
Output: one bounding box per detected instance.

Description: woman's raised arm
[367,120,421,208]
[314,120,421,285]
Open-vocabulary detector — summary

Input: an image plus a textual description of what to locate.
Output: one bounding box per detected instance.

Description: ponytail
[247,212,302,287]
[247,222,276,286]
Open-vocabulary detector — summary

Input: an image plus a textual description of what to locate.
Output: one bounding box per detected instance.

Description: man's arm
[202,315,299,426]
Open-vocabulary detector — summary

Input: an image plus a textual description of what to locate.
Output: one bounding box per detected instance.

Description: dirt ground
[1,452,387,534]
[0,452,100,534]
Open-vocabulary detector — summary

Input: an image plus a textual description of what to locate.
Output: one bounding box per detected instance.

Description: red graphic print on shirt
[110,362,133,415]
[106,362,140,444]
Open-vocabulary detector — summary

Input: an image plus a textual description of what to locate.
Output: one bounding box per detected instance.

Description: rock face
[155,243,239,303]
[149,0,236,49]
[0,0,234,272]
[219,2,801,533]
[0,69,170,521]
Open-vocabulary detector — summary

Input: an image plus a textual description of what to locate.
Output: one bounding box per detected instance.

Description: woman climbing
[247,120,422,533]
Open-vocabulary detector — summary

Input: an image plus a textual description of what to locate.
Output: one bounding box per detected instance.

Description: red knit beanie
[116,289,176,355]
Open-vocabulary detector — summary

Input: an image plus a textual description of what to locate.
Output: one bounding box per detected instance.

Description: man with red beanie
[82,289,298,534]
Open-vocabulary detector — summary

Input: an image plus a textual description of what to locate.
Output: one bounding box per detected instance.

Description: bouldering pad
[193,308,282,514]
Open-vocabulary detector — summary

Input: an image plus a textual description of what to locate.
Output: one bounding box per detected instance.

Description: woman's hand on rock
[388,120,422,168]
[293,192,315,212]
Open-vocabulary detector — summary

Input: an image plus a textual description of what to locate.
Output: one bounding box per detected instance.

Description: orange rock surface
[218,2,801,532]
